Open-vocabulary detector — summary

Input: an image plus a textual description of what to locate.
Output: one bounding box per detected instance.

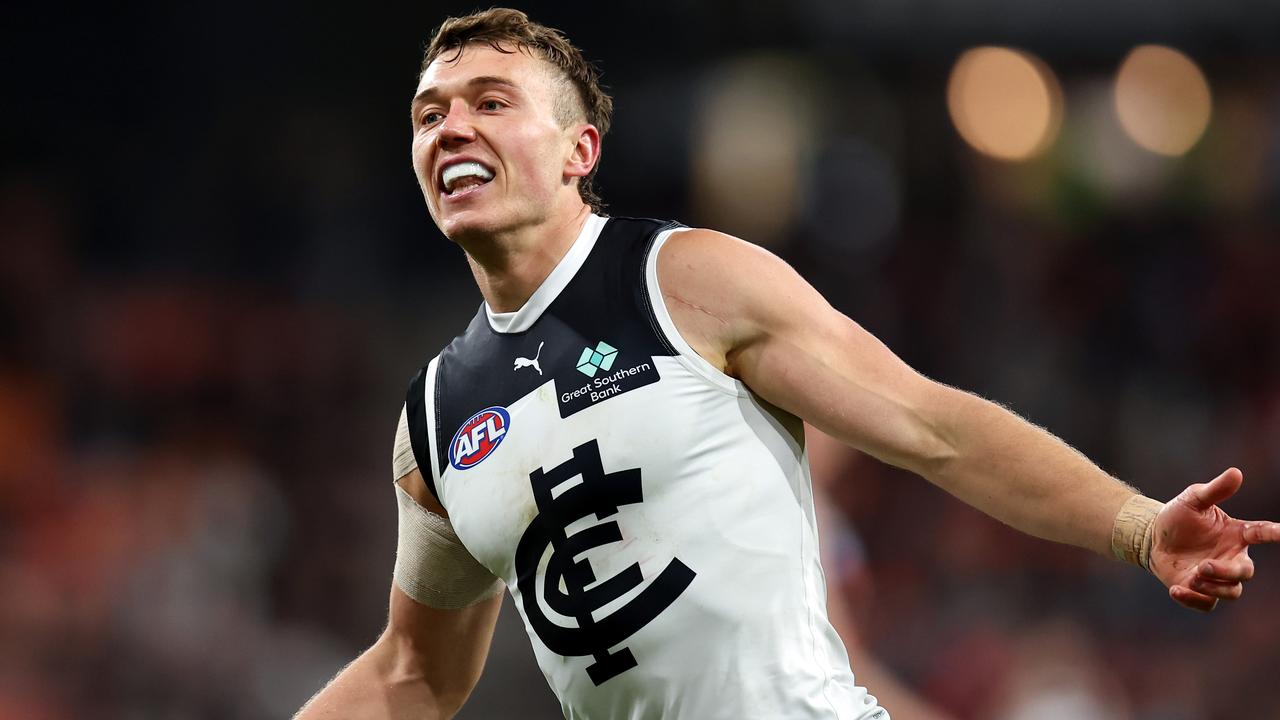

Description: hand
[1149,468,1280,612]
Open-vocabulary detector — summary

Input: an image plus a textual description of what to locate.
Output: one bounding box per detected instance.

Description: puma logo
[514,341,545,375]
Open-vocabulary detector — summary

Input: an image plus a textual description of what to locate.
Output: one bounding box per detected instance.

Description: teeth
[442,161,495,192]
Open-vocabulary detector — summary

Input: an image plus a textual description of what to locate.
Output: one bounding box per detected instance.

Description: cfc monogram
[514,439,696,685]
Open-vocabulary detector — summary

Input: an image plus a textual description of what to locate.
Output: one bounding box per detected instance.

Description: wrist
[1111,493,1164,571]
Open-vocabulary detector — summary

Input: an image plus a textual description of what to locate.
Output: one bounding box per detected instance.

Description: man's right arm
[294,468,503,720]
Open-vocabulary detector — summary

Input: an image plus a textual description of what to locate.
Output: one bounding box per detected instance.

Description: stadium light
[1113,45,1212,157]
[947,46,1064,162]
[691,55,816,247]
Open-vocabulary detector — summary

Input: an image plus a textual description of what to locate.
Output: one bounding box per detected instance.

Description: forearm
[708,258,1140,555]
[294,633,451,720]
[913,386,1136,557]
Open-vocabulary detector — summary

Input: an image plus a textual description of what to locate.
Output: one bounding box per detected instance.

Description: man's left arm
[657,228,1280,611]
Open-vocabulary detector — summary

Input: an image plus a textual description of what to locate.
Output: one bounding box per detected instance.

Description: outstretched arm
[657,228,1280,611]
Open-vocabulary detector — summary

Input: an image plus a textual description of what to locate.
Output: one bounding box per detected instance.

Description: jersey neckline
[484,213,608,334]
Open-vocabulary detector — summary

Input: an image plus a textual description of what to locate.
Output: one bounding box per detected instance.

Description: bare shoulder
[657,227,793,294]
[655,227,834,377]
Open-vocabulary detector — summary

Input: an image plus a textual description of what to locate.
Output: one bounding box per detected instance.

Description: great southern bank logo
[576,341,618,377]
[557,340,661,419]
[449,406,510,470]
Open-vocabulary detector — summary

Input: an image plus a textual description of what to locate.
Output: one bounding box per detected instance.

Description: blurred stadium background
[4,1,1280,718]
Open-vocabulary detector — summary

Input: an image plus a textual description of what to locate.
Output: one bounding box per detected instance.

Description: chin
[435,207,509,242]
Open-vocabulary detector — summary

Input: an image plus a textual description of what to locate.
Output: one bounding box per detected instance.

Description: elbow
[371,631,473,719]
[424,677,474,720]
[908,416,960,479]
[865,404,959,479]
[901,384,966,479]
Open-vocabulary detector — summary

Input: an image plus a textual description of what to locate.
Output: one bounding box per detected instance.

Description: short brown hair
[423,8,613,212]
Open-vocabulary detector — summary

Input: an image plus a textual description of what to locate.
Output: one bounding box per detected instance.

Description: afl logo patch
[449,406,510,470]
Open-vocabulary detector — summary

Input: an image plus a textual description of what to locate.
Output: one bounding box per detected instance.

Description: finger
[1244,521,1280,545]
[1179,468,1243,512]
[1197,558,1254,584]
[1170,585,1219,613]
[1189,576,1244,601]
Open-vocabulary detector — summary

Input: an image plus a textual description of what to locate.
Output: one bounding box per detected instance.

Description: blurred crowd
[4,3,1279,719]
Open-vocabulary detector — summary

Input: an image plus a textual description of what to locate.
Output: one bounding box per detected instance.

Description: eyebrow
[410,75,521,114]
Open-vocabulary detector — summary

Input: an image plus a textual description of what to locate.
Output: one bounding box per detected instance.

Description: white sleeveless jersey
[403,214,887,720]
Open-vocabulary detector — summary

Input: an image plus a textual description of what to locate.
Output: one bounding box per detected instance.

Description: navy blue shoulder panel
[402,364,437,500]
[546,216,682,358]
[425,216,681,496]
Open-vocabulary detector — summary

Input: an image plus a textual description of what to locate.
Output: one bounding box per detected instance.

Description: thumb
[1179,468,1243,512]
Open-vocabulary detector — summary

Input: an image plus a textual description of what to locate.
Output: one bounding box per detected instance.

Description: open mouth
[440,161,495,196]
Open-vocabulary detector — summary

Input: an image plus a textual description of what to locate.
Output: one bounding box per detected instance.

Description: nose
[437,101,477,148]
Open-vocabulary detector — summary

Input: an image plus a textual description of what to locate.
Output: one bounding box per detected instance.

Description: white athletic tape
[1111,494,1163,571]
[393,481,504,609]
[391,404,502,608]
[393,404,418,481]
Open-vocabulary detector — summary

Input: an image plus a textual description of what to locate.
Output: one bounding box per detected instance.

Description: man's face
[411,44,580,240]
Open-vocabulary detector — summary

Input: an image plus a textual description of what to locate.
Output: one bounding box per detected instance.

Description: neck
[462,204,594,313]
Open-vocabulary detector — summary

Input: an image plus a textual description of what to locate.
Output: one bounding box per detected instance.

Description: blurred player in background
[295,8,1280,720]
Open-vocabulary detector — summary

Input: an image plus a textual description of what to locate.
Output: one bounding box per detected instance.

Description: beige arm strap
[1111,494,1164,571]
[391,404,503,609]
[393,404,419,481]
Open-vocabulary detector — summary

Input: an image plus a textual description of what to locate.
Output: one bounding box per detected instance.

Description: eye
[421,110,443,126]
[480,99,505,112]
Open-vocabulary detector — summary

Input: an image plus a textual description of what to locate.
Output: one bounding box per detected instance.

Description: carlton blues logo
[448,406,510,470]
[514,439,695,686]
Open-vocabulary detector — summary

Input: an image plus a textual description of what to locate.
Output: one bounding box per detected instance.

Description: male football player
[296,9,1280,720]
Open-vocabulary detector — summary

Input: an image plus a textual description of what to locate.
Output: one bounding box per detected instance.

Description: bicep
[387,575,503,642]
[736,305,956,473]
[383,582,502,705]
[659,229,956,474]
[391,403,502,699]
[384,467,503,711]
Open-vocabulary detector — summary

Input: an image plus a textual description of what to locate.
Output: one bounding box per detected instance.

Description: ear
[563,124,602,182]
